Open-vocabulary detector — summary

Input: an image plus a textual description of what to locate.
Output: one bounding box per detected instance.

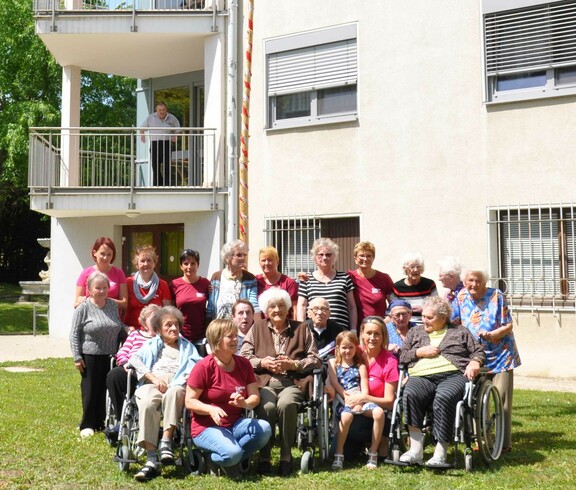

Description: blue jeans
[192,417,272,467]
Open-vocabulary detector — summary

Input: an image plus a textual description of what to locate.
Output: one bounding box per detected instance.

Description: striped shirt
[115,330,154,366]
[298,271,354,330]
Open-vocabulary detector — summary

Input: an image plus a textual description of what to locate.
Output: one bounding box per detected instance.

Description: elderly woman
[170,249,211,342]
[385,300,415,355]
[399,297,486,467]
[297,238,357,332]
[70,271,127,438]
[305,297,346,360]
[129,306,201,482]
[74,237,127,309]
[256,246,298,310]
[186,319,272,480]
[207,239,260,322]
[240,287,321,477]
[390,252,438,325]
[438,256,464,304]
[124,245,171,330]
[348,241,394,324]
[451,269,521,453]
[343,315,398,467]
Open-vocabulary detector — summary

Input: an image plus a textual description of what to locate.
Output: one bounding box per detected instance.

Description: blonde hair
[259,246,279,263]
[206,319,238,352]
[359,315,390,350]
[132,245,158,267]
[335,331,362,366]
[354,241,376,257]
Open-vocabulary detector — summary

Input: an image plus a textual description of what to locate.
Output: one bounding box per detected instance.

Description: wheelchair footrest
[382,459,417,467]
[424,462,455,470]
[114,455,138,464]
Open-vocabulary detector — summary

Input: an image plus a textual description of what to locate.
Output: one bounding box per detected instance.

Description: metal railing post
[129,129,136,210]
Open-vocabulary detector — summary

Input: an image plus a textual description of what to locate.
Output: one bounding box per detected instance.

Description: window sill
[265,113,358,132]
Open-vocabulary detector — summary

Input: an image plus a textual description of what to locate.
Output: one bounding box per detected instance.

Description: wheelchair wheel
[117,443,131,472]
[300,450,314,474]
[391,444,401,463]
[464,451,473,472]
[185,448,206,476]
[475,380,504,464]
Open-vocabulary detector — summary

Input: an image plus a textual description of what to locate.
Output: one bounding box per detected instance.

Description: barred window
[263,215,360,278]
[488,204,576,308]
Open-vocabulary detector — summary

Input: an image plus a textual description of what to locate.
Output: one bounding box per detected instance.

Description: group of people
[69,235,521,480]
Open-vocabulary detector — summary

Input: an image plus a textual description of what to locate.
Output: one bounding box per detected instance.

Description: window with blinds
[489,205,576,303]
[482,0,576,102]
[264,215,360,278]
[265,24,358,129]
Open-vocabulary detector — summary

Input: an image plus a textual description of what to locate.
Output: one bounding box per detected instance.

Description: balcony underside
[35,13,223,77]
[29,187,227,218]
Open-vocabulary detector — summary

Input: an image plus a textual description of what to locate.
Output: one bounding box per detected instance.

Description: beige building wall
[244,1,576,378]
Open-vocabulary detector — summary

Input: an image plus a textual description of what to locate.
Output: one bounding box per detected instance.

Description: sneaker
[399,451,423,465]
[80,428,95,438]
[425,455,448,467]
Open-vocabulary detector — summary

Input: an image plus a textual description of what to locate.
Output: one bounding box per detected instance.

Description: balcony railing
[29,127,219,192]
[34,0,223,13]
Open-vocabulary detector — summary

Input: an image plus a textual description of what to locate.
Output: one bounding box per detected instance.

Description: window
[488,204,576,308]
[264,215,360,277]
[482,0,576,103]
[265,24,358,129]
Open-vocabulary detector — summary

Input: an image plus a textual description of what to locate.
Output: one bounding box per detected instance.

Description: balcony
[33,1,227,78]
[28,127,226,218]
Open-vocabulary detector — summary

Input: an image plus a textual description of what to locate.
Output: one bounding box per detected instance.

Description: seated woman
[128,306,202,482]
[105,304,159,440]
[399,297,485,467]
[239,288,321,477]
[385,300,415,356]
[185,319,272,479]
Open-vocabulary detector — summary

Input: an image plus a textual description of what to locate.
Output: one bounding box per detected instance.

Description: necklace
[214,353,234,372]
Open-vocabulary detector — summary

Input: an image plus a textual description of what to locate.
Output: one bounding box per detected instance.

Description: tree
[0,1,136,282]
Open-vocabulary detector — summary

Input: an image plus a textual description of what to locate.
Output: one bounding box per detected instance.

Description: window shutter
[484,1,576,75]
[268,39,357,96]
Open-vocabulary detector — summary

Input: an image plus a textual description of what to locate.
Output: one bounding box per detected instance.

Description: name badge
[196,292,205,298]
[371,288,381,294]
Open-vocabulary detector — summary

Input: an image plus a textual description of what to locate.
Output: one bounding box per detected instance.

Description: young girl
[327,331,385,470]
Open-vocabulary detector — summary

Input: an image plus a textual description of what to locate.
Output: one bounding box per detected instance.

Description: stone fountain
[19,238,51,302]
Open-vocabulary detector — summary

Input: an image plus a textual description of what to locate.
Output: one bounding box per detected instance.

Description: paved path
[1,335,576,393]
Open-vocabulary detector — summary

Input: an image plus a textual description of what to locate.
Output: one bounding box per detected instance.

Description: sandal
[366,451,378,470]
[159,445,174,465]
[331,453,344,471]
[134,463,160,482]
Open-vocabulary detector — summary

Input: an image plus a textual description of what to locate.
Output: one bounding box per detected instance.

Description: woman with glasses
[385,300,415,356]
[170,249,211,342]
[389,252,438,325]
[348,241,394,325]
[207,240,261,322]
[296,238,358,332]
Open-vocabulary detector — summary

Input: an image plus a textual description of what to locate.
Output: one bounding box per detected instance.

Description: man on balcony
[140,102,180,186]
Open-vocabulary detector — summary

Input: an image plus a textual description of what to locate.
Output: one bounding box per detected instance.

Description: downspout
[238,0,254,245]
[226,0,239,243]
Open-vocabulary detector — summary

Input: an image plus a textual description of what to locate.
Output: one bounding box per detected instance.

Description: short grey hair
[258,287,291,312]
[423,296,452,320]
[461,269,489,286]
[438,256,462,276]
[151,305,184,333]
[308,297,330,312]
[401,252,425,271]
[87,271,110,290]
[220,239,248,265]
[311,237,339,261]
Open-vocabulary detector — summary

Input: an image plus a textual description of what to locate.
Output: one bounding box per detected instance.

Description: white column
[61,65,81,186]
[204,34,224,189]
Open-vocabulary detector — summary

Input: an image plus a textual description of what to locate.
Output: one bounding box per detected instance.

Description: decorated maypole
[238,0,254,245]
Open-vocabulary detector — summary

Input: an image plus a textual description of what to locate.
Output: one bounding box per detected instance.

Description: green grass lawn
[0,357,575,489]
[0,283,48,335]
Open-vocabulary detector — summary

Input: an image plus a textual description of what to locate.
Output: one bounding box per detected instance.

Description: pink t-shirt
[187,354,256,438]
[349,269,394,322]
[76,265,127,300]
[366,348,399,398]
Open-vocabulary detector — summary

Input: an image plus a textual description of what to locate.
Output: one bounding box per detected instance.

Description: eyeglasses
[310,306,329,313]
[406,265,422,271]
[233,253,247,258]
[392,312,410,318]
[316,253,333,258]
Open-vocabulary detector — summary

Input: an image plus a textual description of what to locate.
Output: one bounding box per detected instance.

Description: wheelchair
[385,367,504,471]
[113,369,188,473]
[295,368,331,473]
